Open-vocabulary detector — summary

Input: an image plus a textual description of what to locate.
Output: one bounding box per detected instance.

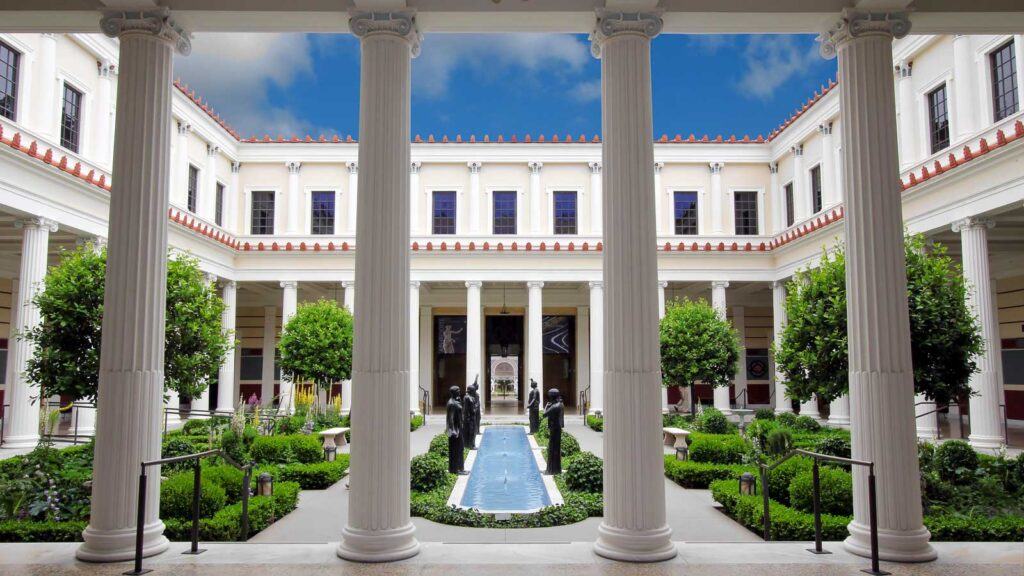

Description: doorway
[484,314,524,415]
[542,315,576,409]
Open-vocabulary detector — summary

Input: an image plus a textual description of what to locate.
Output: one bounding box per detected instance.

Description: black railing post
[123,466,151,575]
[183,459,206,555]
[807,459,829,554]
[861,464,889,575]
[759,465,771,541]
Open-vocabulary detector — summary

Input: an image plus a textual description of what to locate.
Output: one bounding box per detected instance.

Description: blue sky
[174,33,836,141]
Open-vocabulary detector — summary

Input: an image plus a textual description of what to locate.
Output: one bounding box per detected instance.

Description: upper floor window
[432,191,456,235]
[673,191,698,235]
[991,40,1019,122]
[251,191,275,235]
[0,41,19,121]
[810,165,823,214]
[215,182,225,226]
[187,164,199,213]
[927,84,950,154]
[492,191,517,235]
[734,191,758,236]
[784,182,795,228]
[553,191,577,235]
[311,191,336,235]
[60,83,82,153]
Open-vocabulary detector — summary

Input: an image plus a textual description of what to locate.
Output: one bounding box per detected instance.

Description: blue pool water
[459,426,552,513]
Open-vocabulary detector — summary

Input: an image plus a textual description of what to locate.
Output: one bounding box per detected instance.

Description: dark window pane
[492,191,517,234]
[311,191,336,235]
[432,191,456,235]
[251,191,275,235]
[0,41,19,121]
[734,191,758,236]
[784,183,795,228]
[673,191,698,235]
[215,182,224,226]
[928,84,950,154]
[187,165,199,213]
[991,40,1019,122]
[553,191,577,235]
[810,165,823,214]
[60,83,82,153]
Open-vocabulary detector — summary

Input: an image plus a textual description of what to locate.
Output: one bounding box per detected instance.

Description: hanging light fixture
[500,283,509,315]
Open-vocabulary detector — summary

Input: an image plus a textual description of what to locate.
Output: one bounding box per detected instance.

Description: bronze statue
[463,376,480,450]
[446,386,467,474]
[527,378,541,434]
[470,379,482,443]
[542,388,564,475]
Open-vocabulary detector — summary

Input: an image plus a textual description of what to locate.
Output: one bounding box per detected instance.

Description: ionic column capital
[348,11,421,57]
[341,281,355,289]
[528,161,543,174]
[346,161,358,174]
[590,11,663,58]
[410,280,421,289]
[818,122,833,136]
[465,280,482,289]
[527,280,545,290]
[818,9,911,59]
[588,281,603,290]
[952,217,994,233]
[280,280,298,290]
[791,144,804,157]
[657,280,668,289]
[709,162,724,175]
[100,9,192,55]
[286,161,302,174]
[15,217,58,233]
[589,161,602,174]
[895,60,913,78]
[220,280,237,291]
[207,144,219,157]
[711,280,730,290]
[769,162,779,174]
[467,161,482,174]
[177,122,191,136]
[410,161,422,174]
[97,60,115,78]
[204,273,219,285]
[231,161,241,173]
[654,162,664,174]
[771,279,787,291]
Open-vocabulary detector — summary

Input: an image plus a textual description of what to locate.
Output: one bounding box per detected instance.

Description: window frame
[215,181,225,227]
[309,189,337,235]
[784,181,795,228]
[249,190,276,236]
[551,190,579,235]
[431,190,458,235]
[187,164,200,213]
[926,82,951,154]
[672,190,700,235]
[809,164,823,215]
[59,81,84,153]
[491,190,518,235]
[732,190,760,236]
[989,39,1019,122]
[0,39,21,121]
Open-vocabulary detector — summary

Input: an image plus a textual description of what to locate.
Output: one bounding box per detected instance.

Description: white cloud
[688,35,734,54]
[737,35,821,99]
[173,33,334,136]
[413,34,591,99]
[570,79,601,103]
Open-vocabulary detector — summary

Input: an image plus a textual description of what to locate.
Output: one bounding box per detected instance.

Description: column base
[77,520,169,563]
[337,522,420,563]
[968,434,1005,450]
[915,429,939,441]
[594,523,676,562]
[826,416,850,428]
[774,407,793,414]
[844,521,935,563]
[1,433,40,449]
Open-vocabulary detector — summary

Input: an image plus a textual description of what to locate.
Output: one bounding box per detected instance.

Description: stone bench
[662,427,690,449]
[319,427,350,449]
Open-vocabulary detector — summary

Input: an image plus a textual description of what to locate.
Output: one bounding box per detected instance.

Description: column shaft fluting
[216,281,237,412]
[711,281,732,415]
[771,280,791,413]
[279,281,298,414]
[337,11,419,562]
[592,12,675,562]
[588,281,604,414]
[527,281,544,407]
[409,281,421,413]
[341,282,355,414]
[465,281,482,389]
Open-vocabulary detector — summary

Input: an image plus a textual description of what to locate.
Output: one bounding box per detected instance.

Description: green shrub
[663,457,753,489]
[268,458,350,490]
[411,453,449,493]
[560,433,580,459]
[220,426,257,463]
[160,473,227,520]
[695,407,730,434]
[249,435,293,464]
[814,435,851,460]
[428,433,449,457]
[165,480,301,542]
[410,415,425,431]
[160,438,199,474]
[663,413,692,429]
[789,466,853,516]
[201,465,246,503]
[793,415,821,432]
[924,514,1024,541]
[182,419,210,435]
[765,429,793,457]
[766,456,813,505]
[710,479,850,541]
[688,433,748,465]
[745,419,776,448]
[934,440,978,484]
[564,452,603,493]
[754,408,775,421]
[775,411,798,428]
[586,414,603,432]
[274,415,306,435]
[288,434,324,464]
[0,520,87,542]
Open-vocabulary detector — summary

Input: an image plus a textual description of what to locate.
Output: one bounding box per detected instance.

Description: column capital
[348,11,421,57]
[771,279,787,290]
[280,280,298,290]
[177,122,191,136]
[220,280,237,290]
[410,161,422,174]
[341,280,355,289]
[711,280,730,290]
[528,161,543,174]
[589,161,602,174]
[588,281,603,290]
[657,280,668,289]
[410,280,421,289]
[791,144,804,157]
[204,273,219,285]
[818,122,833,136]
[467,161,482,174]
[709,162,724,175]
[15,217,58,233]
[654,162,664,174]
[527,280,545,289]
[818,9,911,60]
[97,60,115,78]
[100,9,192,55]
[465,280,483,289]
[895,60,913,78]
[346,161,358,174]
[769,162,779,174]
[952,217,994,233]
[590,11,663,58]
[231,161,241,173]
[207,144,219,157]
[286,161,302,174]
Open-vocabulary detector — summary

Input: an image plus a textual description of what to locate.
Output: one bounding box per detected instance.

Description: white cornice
[172,93,240,161]
[68,33,119,64]
[768,90,840,162]
[892,34,943,64]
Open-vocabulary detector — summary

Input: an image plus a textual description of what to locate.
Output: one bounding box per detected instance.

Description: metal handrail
[0,403,7,446]
[578,385,591,416]
[419,386,430,416]
[125,448,254,576]
[735,388,748,409]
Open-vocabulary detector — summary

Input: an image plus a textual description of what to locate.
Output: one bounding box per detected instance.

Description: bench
[662,427,690,449]
[319,427,350,449]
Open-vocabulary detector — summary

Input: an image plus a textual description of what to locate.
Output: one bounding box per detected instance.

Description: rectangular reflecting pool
[459,425,553,514]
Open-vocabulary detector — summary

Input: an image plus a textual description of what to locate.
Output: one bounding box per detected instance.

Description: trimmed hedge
[411,415,425,431]
[160,473,227,520]
[924,514,1024,541]
[711,479,850,541]
[663,457,754,489]
[261,458,350,490]
[586,415,603,432]
[564,452,602,493]
[765,457,813,506]
[788,466,853,516]
[163,480,301,541]
[688,433,749,465]
[249,434,323,465]
[0,520,86,542]
[411,453,450,492]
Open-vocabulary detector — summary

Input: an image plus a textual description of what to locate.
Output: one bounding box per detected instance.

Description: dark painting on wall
[747,352,770,381]
[436,316,467,355]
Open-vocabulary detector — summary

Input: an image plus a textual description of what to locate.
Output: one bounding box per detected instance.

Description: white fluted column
[227,162,240,232]
[589,281,604,414]
[190,274,218,416]
[658,280,669,413]
[819,123,836,209]
[279,281,298,414]
[769,163,782,233]
[409,281,421,413]
[262,306,276,405]
[709,162,724,234]
[896,61,917,165]
[465,281,482,390]
[955,218,1004,448]
[589,162,602,235]
[952,35,977,141]
[828,395,850,428]
[94,61,114,165]
[819,10,934,561]
[175,122,191,208]
[164,390,181,427]
[77,12,189,562]
[337,11,419,562]
[914,393,938,440]
[2,219,57,447]
[734,306,747,408]
[467,162,481,234]
[771,280,792,413]
[286,162,301,234]
[791,145,807,221]
[216,281,237,412]
[529,162,543,234]
[653,162,664,235]
[592,12,674,562]
[800,396,821,420]
[346,162,358,235]
[202,145,219,222]
[35,34,57,138]
[410,162,421,235]
[527,281,544,403]
[711,280,732,415]
[341,281,355,415]
[834,143,845,204]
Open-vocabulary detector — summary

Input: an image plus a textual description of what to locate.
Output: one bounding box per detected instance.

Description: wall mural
[436,316,467,355]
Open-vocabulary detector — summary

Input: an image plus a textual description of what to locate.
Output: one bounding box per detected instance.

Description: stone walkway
[254,415,758,543]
